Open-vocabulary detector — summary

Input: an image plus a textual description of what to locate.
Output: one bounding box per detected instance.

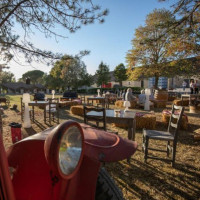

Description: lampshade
[97,89,100,93]
[145,88,151,95]
[22,93,31,103]
[52,90,55,94]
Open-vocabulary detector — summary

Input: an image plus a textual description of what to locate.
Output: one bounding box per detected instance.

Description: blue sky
[8,0,172,80]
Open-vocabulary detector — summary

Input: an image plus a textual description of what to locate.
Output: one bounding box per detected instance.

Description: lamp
[123,101,131,112]
[22,93,31,128]
[52,90,55,99]
[144,88,151,111]
[97,89,101,97]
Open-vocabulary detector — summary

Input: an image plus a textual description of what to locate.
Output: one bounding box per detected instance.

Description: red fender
[80,123,137,162]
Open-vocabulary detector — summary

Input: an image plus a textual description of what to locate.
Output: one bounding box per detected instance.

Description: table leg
[127,119,136,163]
[181,96,183,106]
[32,106,35,122]
[128,119,136,141]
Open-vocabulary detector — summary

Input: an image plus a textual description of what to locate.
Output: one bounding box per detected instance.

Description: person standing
[182,81,187,91]
[194,80,199,94]
[125,88,136,101]
[190,80,194,94]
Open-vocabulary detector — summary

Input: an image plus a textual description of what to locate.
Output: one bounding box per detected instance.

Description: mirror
[59,126,82,175]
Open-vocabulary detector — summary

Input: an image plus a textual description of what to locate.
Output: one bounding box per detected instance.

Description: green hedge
[86,87,143,94]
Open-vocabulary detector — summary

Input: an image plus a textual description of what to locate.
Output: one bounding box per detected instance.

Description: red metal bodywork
[2,120,137,200]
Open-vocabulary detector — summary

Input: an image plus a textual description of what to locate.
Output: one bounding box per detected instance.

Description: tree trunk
[119,81,122,87]
[155,76,159,89]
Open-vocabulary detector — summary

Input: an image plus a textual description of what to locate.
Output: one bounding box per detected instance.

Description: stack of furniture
[152,90,168,108]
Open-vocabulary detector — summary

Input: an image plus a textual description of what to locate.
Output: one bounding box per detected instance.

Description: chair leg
[57,112,59,124]
[171,142,177,167]
[57,110,59,124]
[49,111,51,125]
[167,141,170,157]
[52,113,55,122]
[144,136,149,163]
[142,134,145,152]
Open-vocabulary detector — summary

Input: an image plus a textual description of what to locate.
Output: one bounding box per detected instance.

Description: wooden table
[181,94,200,106]
[28,101,49,123]
[86,109,136,141]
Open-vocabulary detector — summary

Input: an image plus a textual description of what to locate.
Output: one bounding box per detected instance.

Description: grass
[1,94,200,200]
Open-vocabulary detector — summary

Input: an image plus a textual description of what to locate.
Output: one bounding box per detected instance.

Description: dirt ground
[1,98,200,200]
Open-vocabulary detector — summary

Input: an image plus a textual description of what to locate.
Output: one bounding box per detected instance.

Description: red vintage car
[0,118,137,200]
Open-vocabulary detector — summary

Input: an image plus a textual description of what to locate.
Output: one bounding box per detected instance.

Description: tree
[159,0,200,36]
[0,71,15,83]
[78,72,94,88]
[0,0,108,65]
[114,63,127,87]
[20,70,44,84]
[126,9,199,88]
[95,62,110,87]
[41,73,62,90]
[50,55,90,90]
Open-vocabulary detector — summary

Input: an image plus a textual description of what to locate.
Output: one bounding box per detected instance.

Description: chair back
[80,95,85,104]
[83,106,106,130]
[168,104,184,139]
[46,98,59,111]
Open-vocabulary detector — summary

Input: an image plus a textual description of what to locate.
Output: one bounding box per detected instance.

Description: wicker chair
[142,104,184,167]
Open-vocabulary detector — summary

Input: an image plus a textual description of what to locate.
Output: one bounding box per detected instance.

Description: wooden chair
[96,97,109,109]
[142,104,184,167]
[84,106,118,136]
[20,97,33,122]
[84,106,106,130]
[45,98,59,125]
